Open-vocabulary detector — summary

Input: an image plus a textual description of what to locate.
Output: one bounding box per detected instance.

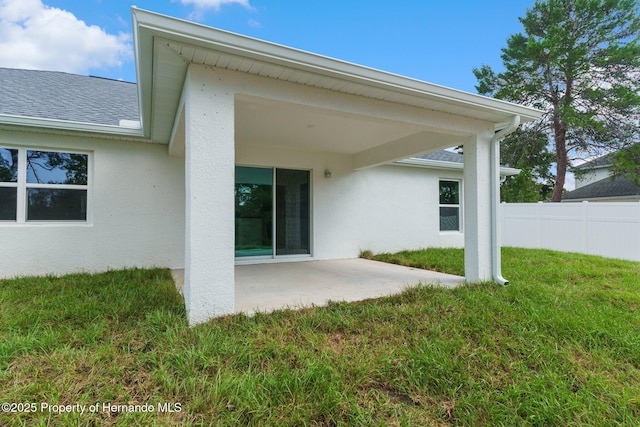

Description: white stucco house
[0,8,541,324]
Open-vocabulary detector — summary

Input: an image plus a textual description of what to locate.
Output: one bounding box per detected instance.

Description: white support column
[463,129,494,282]
[183,65,236,324]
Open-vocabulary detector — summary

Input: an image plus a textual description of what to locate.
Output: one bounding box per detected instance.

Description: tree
[500,127,556,201]
[501,169,543,202]
[474,0,640,201]
[611,143,640,184]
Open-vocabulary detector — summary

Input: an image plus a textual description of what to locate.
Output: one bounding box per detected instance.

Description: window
[439,180,461,231]
[0,147,89,222]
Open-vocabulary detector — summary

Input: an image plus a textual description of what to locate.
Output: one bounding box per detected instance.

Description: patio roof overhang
[132,7,542,167]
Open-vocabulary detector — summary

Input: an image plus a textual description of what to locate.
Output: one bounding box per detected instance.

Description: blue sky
[0,0,537,94]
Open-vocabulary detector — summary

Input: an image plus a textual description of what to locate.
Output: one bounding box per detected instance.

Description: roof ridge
[0,67,136,85]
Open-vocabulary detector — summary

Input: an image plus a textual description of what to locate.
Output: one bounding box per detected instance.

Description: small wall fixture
[324,169,332,179]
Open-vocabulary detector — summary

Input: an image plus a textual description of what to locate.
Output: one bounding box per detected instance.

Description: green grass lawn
[1,248,639,426]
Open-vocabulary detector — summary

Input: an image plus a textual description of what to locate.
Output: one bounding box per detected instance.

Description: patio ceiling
[234,95,460,155]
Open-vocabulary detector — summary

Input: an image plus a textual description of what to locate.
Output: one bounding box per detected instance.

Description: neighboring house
[564,153,640,202]
[0,8,541,324]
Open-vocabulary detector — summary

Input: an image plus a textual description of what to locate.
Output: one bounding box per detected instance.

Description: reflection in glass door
[235,166,310,258]
[235,167,273,257]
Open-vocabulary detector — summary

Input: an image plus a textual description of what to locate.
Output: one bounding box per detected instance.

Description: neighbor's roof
[563,176,640,200]
[0,68,138,127]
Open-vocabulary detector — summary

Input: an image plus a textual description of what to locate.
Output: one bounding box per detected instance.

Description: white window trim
[0,146,92,225]
[439,178,463,233]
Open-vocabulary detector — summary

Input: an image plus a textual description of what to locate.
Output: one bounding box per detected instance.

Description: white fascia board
[394,158,520,176]
[131,8,543,124]
[132,7,154,140]
[0,114,147,140]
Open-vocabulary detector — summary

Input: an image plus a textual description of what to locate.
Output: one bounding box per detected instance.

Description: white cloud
[179,0,253,11]
[0,0,131,75]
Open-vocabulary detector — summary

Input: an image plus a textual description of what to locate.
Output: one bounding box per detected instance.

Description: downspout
[490,115,520,285]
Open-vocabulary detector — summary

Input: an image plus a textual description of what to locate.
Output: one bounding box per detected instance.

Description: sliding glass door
[235,166,310,258]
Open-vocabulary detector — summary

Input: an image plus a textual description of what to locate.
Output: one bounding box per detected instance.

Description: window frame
[0,147,18,221]
[0,146,92,224]
[439,179,462,233]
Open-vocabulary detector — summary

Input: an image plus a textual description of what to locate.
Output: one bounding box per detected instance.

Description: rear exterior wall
[0,129,185,278]
[0,131,463,279]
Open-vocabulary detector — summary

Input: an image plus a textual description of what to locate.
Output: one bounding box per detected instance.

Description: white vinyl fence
[500,201,640,262]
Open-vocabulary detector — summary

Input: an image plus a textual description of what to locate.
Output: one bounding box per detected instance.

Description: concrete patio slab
[234,258,465,315]
[173,259,465,316]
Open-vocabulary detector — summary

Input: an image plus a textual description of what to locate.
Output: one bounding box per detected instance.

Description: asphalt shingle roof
[563,176,640,200]
[0,68,139,126]
[413,150,464,163]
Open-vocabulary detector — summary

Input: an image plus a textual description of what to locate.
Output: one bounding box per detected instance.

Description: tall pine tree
[474,0,640,201]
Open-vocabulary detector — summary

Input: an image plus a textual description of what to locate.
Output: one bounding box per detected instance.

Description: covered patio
[133,8,542,324]
[174,259,465,316]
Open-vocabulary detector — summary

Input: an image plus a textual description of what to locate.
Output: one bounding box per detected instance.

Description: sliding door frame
[235,165,313,263]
